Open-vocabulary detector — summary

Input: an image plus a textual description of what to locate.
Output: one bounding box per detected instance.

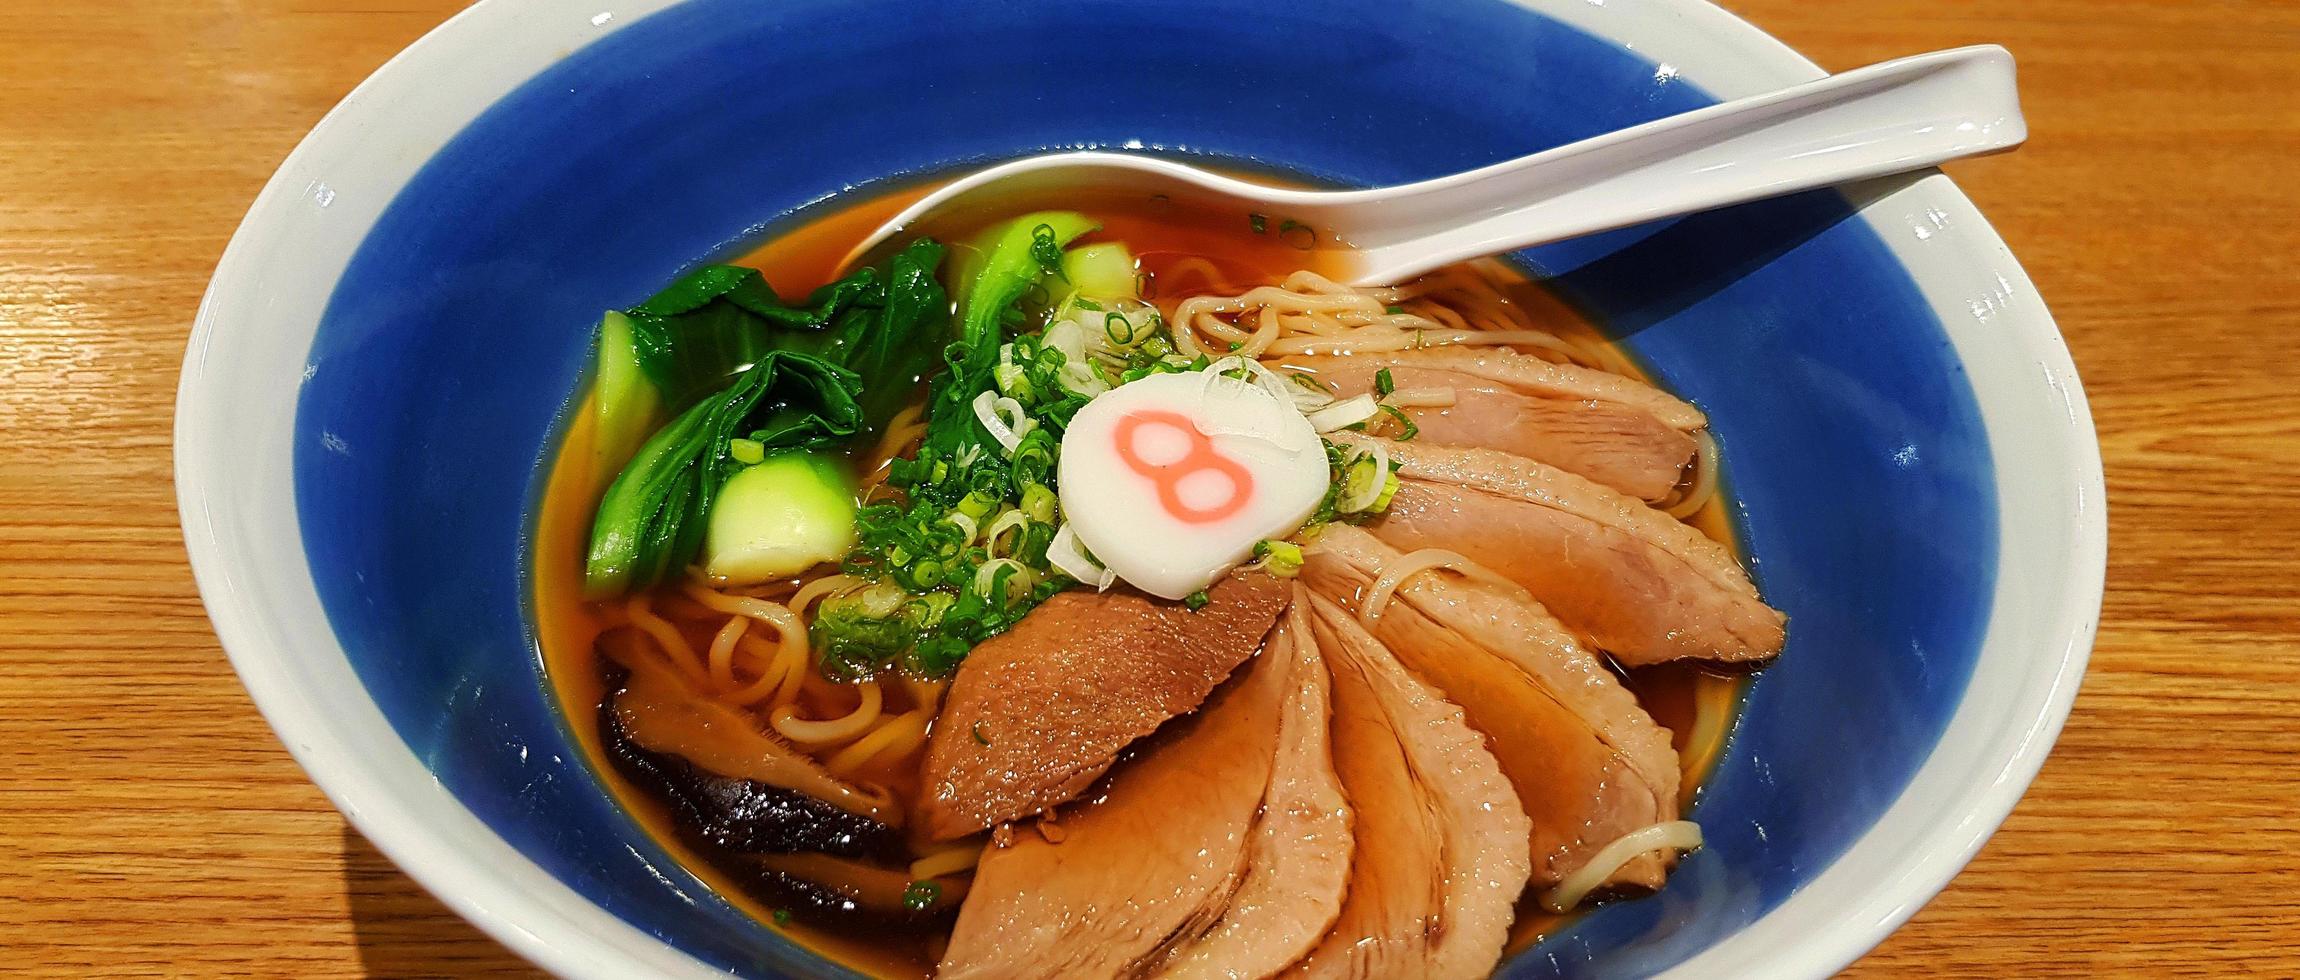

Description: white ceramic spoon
[847,45,2024,285]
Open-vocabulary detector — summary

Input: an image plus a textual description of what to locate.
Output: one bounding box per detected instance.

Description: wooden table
[4,0,2293,975]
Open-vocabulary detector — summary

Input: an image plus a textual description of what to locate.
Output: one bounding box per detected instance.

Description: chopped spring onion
[942,511,980,548]
[972,390,1036,455]
[993,360,1032,400]
[1306,393,1381,433]
[1285,369,1335,396]
[1042,318,1088,361]
[1334,442,1392,514]
[973,557,1033,602]
[1370,470,1400,512]
[1019,482,1058,523]
[980,508,1032,557]
[1252,539,1305,577]
[1046,523,1117,590]
[1204,354,1307,408]
[1378,404,1421,442]
[901,880,944,912]
[956,490,997,520]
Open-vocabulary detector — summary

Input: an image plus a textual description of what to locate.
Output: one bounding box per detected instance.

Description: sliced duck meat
[1334,433,1785,666]
[1276,345,1704,426]
[1275,349,1698,501]
[1290,594,1530,980]
[1303,525,1681,889]
[598,641,904,858]
[937,635,1292,980]
[1283,618,1443,978]
[1158,592,1353,980]
[918,571,1291,841]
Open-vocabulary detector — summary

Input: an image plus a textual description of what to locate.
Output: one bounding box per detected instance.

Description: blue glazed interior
[292,0,1997,976]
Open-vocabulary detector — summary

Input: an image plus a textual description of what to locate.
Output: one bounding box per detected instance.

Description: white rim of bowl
[173,1,2105,978]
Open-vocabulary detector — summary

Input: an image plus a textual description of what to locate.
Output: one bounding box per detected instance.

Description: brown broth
[873,173,1359,293]
[533,169,1753,977]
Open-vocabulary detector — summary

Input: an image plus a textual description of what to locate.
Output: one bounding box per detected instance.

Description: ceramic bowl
[176,0,2105,976]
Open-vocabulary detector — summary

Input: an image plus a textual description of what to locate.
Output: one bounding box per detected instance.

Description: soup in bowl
[176,0,2102,977]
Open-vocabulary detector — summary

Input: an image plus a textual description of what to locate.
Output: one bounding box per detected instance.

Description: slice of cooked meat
[919,572,1292,840]
[938,637,1292,980]
[1158,592,1353,980]
[1335,433,1785,665]
[1277,345,1704,428]
[1291,595,1531,980]
[1304,525,1680,888]
[1282,615,1443,978]
[1275,350,1697,501]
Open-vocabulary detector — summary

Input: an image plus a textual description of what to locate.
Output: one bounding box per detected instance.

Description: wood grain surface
[2,0,2294,976]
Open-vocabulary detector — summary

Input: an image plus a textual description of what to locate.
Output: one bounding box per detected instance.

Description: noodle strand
[625,595,711,686]
[771,682,884,745]
[1540,821,1705,912]
[824,709,931,775]
[1359,548,1524,623]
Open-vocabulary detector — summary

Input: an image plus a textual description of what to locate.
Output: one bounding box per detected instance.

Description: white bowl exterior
[174,1,2104,978]
[1520,7,2102,976]
[176,3,728,976]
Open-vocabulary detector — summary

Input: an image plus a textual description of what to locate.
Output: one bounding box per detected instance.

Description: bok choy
[582,240,950,598]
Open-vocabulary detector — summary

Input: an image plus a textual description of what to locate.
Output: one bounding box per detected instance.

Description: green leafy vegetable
[705,452,858,585]
[1047,241,1138,308]
[617,239,948,426]
[957,212,1097,367]
[584,353,863,597]
[622,267,854,411]
[583,241,950,598]
[592,310,666,474]
[1339,450,1386,509]
[834,241,951,428]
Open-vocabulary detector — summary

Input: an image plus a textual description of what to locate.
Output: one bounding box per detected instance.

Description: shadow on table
[342,823,547,979]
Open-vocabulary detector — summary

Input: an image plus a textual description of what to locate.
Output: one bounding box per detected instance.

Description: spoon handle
[1339,45,2025,284]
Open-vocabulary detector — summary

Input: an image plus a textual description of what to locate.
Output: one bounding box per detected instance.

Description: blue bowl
[177,0,2104,976]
